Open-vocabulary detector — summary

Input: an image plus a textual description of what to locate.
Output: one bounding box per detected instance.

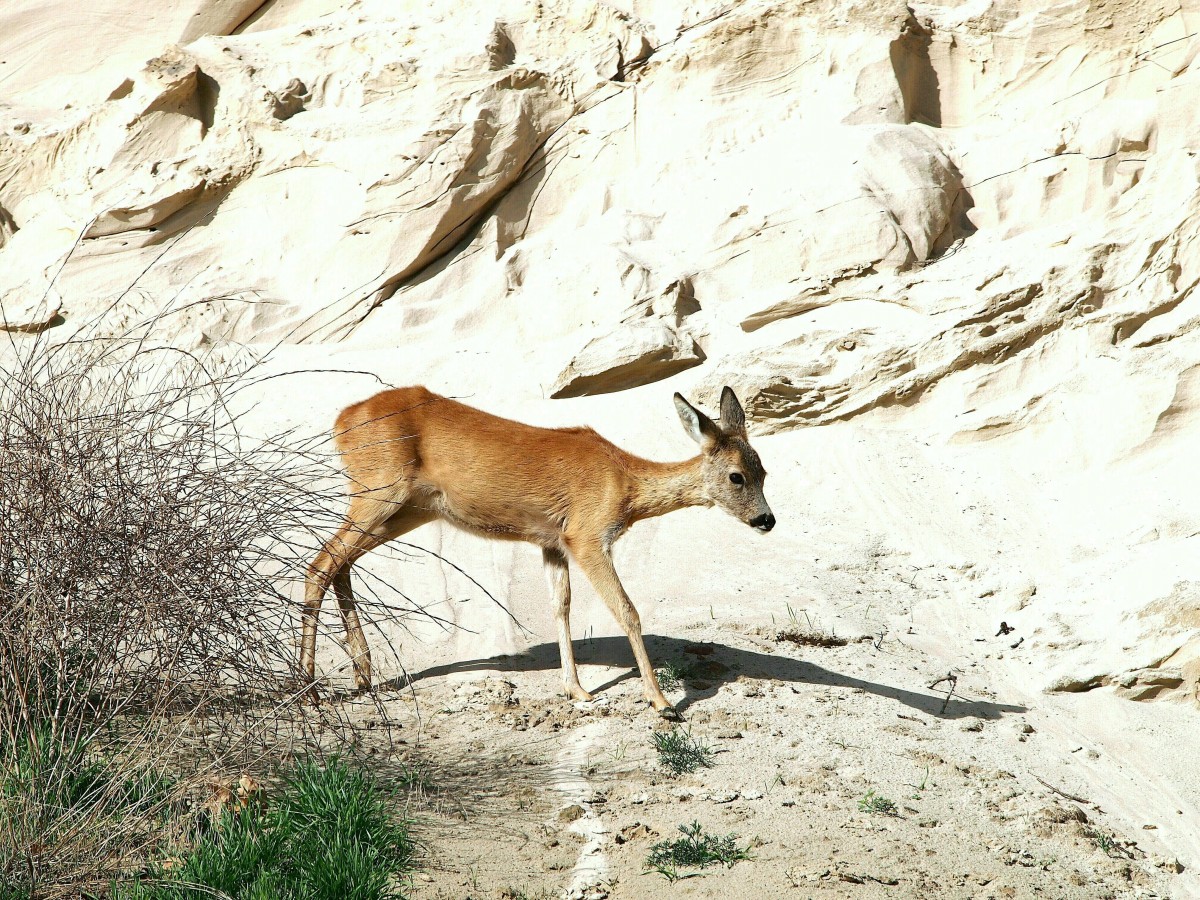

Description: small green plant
[858,790,898,816]
[1087,828,1127,858]
[645,821,751,882]
[654,660,692,693]
[116,757,413,900]
[653,728,715,776]
[607,741,629,764]
[907,765,930,799]
[395,761,435,794]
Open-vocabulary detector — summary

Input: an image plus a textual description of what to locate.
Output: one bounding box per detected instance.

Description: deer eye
[729,472,745,486]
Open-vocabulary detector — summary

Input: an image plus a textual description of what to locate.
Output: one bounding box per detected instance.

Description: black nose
[750,513,775,532]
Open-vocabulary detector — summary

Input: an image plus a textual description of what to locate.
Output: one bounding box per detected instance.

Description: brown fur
[303,385,772,716]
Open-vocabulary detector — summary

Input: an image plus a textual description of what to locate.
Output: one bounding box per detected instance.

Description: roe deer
[303,385,773,717]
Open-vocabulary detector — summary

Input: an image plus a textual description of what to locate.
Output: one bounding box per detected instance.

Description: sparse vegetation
[1087,828,1130,858]
[499,889,554,900]
[907,765,930,799]
[654,660,693,693]
[776,627,850,648]
[645,821,751,882]
[0,726,177,897]
[858,790,898,816]
[0,332,404,895]
[116,757,414,900]
[774,605,850,647]
[653,728,715,776]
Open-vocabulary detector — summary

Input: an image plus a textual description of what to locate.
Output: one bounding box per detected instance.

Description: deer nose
[750,512,775,532]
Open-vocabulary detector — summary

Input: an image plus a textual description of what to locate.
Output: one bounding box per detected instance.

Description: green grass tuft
[116,757,413,900]
[1,726,174,895]
[652,728,715,776]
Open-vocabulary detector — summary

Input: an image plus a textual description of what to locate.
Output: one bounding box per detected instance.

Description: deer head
[674,387,774,532]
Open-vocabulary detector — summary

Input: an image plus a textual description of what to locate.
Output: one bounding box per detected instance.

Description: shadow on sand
[390,634,1026,721]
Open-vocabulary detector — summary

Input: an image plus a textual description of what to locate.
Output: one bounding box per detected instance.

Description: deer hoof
[657,704,682,721]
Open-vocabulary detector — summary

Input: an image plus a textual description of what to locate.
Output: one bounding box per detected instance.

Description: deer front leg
[571,543,677,719]
[543,547,594,702]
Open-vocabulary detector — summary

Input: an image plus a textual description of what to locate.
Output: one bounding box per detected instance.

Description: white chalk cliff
[4,0,1200,875]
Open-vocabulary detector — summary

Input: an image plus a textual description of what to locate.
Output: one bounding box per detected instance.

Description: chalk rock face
[550,321,703,397]
[552,271,704,397]
[4,0,1200,818]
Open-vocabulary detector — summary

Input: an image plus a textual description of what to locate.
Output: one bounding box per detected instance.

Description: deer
[302,385,774,718]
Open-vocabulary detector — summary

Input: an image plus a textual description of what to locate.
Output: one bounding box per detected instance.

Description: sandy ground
[300,420,1199,899]
[357,624,1183,899]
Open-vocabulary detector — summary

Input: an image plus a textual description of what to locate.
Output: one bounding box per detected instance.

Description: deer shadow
[391,634,1026,721]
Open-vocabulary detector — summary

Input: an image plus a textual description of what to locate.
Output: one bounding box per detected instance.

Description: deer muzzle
[749,511,775,532]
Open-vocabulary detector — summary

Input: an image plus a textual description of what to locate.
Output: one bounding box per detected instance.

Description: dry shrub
[775,627,850,648]
[0,332,391,897]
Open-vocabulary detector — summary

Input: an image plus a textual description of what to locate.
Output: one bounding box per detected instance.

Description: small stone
[1040,804,1088,825]
[1046,673,1103,693]
[614,823,657,844]
[558,804,586,823]
[1153,855,1185,873]
[709,790,739,803]
[743,790,764,800]
[961,719,984,732]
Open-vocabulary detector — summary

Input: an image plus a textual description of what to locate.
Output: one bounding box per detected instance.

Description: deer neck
[626,455,709,524]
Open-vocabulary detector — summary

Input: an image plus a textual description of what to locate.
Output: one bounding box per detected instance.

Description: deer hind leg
[571,542,676,718]
[543,546,593,703]
[331,568,371,690]
[303,498,433,696]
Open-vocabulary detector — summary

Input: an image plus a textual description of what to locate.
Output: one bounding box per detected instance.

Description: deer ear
[719,386,745,435]
[674,392,721,450]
